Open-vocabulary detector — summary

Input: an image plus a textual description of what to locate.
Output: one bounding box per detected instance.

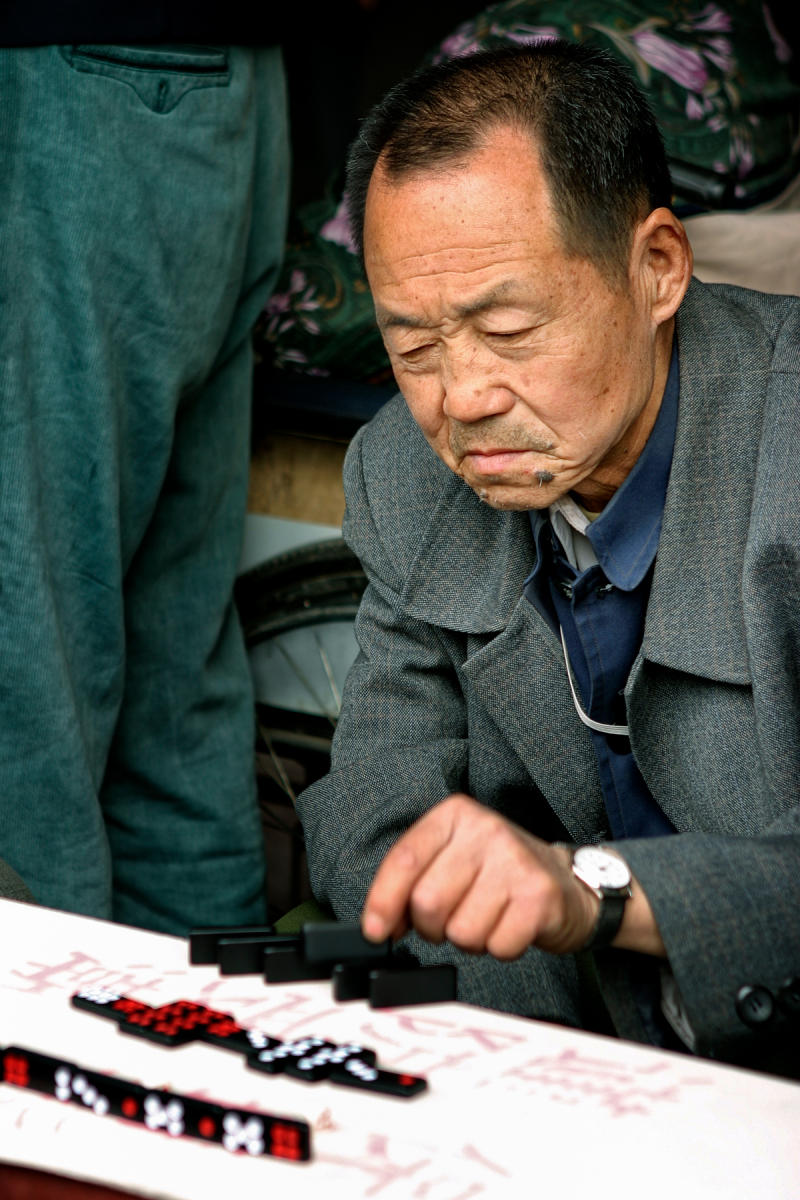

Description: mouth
[461,448,545,477]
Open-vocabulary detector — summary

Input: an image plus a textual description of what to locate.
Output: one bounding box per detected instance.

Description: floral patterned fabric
[435,1,798,203]
[257,1,799,383]
[255,193,394,384]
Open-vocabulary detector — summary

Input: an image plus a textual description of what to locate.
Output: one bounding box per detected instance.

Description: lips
[462,449,532,475]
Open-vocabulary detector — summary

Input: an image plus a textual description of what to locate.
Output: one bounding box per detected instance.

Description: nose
[441,345,515,423]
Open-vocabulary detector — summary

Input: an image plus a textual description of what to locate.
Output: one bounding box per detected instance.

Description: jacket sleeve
[602,310,800,1077]
[599,815,800,1077]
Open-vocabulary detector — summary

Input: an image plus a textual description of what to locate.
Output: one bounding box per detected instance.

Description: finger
[441,820,542,955]
[361,801,462,941]
[485,861,582,958]
[484,896,544,960]
[443,838,539,956]
[442,876,510,954]
[407,848,483,944]
[451,840,568,959]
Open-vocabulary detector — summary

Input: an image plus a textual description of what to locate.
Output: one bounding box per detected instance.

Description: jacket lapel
[627,282,773,828]
[393,467,606,839]
[642,280,769,684]
[395,467,530,633]
[461,599,609,841]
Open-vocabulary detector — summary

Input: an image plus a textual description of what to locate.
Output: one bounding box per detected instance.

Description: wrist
[613,880,666,957]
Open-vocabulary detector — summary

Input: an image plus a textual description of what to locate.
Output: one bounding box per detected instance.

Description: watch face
[573,846,631,891]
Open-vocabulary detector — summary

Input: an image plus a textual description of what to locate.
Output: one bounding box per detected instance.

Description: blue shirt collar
[529,341,679,591]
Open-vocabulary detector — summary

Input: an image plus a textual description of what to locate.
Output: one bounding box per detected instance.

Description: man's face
[363,126,669,511]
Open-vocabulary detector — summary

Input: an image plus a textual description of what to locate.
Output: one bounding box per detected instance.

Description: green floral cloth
[257,1,799,383]
[255,193,394,384]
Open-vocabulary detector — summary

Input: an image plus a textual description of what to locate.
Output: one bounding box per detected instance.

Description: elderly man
[296,41,800,1074]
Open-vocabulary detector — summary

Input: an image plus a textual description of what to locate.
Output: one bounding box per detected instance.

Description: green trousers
[0,44,289,933]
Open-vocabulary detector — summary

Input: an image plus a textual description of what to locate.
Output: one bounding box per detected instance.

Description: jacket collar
[395,467,533,634]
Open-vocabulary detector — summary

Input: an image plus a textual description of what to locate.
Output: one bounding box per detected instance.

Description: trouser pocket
[59,44,230,112]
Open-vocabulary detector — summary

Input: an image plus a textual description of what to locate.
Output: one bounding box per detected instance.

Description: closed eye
[398,343,437,364]
[486,328,532,341]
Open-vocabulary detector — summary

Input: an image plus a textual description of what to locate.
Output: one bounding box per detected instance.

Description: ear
[630,207,693,327]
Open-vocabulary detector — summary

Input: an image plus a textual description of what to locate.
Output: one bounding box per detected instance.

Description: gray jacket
[297,280,800,1073]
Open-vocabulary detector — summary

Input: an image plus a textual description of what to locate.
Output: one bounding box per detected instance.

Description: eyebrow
[376,282,525,332]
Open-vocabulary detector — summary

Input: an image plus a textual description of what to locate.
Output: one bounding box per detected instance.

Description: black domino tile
[331,962,372,1002]
[369,964,457,1008]
[260,1112,312,1162]
[117,999,211,1047]
[328,1059,428,1098]
[283,1042,378,1083]
[218,933,299,976]
[56,1066,114,1115]
[247,1037,330,1077]
[282,1058,336,1083]
[80,1068,148,1122]
[174,1094,227,1143]
[137,1088,217,1139]
[283,1047,339,1082]
[188,924,276,965]
[334,1044,377,1067]
[197,1016,281,1057]
[71,990,152,1023]
[3,1046,65,1095]
[263,946,332,983]
[189,1097,312,1161]
[333,949,418,1002]
[247,1044,293,1076]
[302,921,392,965]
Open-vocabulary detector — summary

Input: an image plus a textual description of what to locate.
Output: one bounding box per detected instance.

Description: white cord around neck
[559,625,630,737]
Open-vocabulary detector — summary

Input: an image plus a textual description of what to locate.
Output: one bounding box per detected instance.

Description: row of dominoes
[70,988,428,1098]
[189,919,458,1008]
[1,1042,310,1161]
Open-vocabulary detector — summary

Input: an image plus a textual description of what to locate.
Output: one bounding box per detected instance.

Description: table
[1,898,798,1199]
[0,1164,140,1199]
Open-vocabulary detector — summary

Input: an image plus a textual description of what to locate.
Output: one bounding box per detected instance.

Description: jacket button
[735,985,774,1027]
[777,978,800,1020]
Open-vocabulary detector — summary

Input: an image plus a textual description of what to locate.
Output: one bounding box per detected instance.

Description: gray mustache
[449,418,555,457]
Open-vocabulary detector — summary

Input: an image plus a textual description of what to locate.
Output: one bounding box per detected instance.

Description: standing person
[0,17,289,933]
[297,41,800,1075]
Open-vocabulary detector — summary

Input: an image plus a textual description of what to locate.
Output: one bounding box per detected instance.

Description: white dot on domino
[346,1061,378,1082]
[76,988,122,1005]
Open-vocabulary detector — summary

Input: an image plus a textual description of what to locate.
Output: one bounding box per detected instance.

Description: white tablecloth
[1,898,798,1199]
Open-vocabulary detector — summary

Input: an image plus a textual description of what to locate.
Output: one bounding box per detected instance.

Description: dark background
[282,1,483,208]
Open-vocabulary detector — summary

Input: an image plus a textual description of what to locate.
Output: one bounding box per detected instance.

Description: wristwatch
[570,845,632,951]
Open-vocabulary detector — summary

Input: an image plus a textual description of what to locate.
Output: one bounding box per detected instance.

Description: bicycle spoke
[257,717,297,805]
[274,639,338,726]
[314,631,342,715]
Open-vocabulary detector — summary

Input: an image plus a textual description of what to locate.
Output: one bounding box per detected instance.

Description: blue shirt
[523,347,680,839]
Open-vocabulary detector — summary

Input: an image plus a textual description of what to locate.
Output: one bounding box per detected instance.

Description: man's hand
[361,794,598,958]
[361,794,666,959]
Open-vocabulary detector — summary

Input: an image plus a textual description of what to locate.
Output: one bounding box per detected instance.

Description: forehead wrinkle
[390,237,530,275]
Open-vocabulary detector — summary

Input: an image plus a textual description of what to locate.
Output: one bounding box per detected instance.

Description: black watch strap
[580,892,628,951]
